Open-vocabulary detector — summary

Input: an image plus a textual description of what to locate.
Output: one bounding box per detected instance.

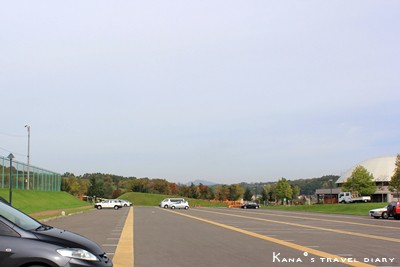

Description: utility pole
[25,125,30,190]
[8,153,14,205]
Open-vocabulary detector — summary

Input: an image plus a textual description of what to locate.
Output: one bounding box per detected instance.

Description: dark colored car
[387,201,400,220]
[0,199,112,267]
[241,202,260,209]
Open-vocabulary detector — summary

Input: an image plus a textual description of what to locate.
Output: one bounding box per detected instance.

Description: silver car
[369,206,388,219]
[170,200,190,210]
[160,198,185,209]
[94,199,123,210]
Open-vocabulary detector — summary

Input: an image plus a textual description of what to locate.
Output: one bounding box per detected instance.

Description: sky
[1,1,399,184]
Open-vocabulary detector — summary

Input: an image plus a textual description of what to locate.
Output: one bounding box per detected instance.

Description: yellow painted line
[230,209,400,230]
[194,209,400,243]
[164,209,373,267]
[113,207,134,267]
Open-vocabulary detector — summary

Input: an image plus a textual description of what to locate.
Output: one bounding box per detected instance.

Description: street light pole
[7,153,14,205]
[25,125,30,190]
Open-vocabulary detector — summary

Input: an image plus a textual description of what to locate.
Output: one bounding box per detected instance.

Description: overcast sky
[1,1,399,184]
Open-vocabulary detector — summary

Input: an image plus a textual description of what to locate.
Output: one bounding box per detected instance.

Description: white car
[160,198,186,209]
[118,199,132,207]
[170,200,190,210]
[369,206,388,219]
[95,199,123,210]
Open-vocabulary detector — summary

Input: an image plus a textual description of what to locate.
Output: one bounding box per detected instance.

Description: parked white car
[170,200,190,210]
[369,206,388,219]
[118,199,132,207]
[95,199,123,210]
[160,198,186,209]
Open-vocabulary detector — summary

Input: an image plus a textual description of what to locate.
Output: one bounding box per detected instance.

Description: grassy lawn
[0,189,91,214]
[0,188,388,217]
[262,202,387,215]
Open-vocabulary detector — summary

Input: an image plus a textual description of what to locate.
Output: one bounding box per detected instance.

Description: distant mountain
[186,179,216,186]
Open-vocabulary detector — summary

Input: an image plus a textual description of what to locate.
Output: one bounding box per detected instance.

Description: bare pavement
[49,206,400,267]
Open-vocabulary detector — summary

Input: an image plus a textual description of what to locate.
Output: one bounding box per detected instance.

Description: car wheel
[255,206,259,209]
[244,206,247,209]
[164,205,168,209]
[382,212,389,219]
[96,206,102,210]
[171,206,176,209]
[114,205,119,210]
[184,206,189,210]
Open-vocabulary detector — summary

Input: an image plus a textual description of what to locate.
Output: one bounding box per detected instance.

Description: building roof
[315,188,342,195]
[336,156,397,184]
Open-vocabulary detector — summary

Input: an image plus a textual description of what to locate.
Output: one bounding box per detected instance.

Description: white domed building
[336,156,397,202]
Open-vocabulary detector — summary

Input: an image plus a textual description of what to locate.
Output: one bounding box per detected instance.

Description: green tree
[102,175,115,198]
[390,154,400,198]
[189,183,199,199]
[342,165,376,196]
[265,184,274,201]
[292,185,301,199]
[260,187,268,204]
[131,178,150,193]
[208,187,215,200]
[151,179,170,194]
[88,177,104,198]
[67,176,81,196]
[178,184,190,197]
[243,187,253,201]
[61,177,70,192]
[227,184,244,201]
[274,178,293,204]
[79,178,90,197]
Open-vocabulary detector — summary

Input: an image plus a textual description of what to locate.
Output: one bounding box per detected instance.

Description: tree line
[61,172,340,204]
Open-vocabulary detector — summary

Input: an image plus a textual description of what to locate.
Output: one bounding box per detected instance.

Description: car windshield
[0,202,42,231]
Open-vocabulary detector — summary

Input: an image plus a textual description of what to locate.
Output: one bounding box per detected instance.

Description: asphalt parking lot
[48,207,130,260]
[50,206,400,267]
[135,207,400,267]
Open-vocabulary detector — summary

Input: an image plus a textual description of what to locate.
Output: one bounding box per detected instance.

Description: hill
[0,189,91,215]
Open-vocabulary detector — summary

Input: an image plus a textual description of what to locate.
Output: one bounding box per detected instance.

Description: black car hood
[32,227,104,255]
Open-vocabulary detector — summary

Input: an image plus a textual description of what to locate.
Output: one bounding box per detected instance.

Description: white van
[160,198,186,208]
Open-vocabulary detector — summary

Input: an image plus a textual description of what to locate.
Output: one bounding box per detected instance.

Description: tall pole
[8,153,14,205]
[25,125,30,190]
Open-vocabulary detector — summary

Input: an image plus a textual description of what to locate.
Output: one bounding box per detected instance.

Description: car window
[0,221,19,237]
[0,202,41,231]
